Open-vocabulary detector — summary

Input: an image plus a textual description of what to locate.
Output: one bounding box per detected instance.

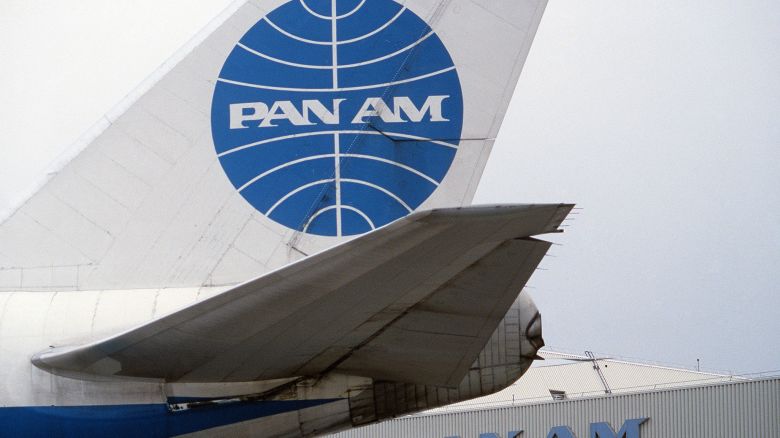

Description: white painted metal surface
[33,205,569,385]
[0,281,554,436]
[0,0,560,435]
[0,0,549,292]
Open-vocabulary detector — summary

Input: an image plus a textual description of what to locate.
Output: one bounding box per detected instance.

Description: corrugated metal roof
[427,350,741,412]
[330,377,780,438]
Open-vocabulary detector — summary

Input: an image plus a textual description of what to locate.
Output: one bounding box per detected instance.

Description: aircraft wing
[34,204,571,387]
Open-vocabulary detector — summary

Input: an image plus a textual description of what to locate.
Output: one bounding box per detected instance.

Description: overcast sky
[1,0,778,374]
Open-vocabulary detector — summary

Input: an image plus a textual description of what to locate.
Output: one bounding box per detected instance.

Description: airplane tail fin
[0,0,548,291]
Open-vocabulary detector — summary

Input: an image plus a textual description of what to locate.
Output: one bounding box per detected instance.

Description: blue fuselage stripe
[0,399,340,437]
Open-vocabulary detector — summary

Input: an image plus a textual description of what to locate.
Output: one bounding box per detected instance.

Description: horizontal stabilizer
[34,204,571,386]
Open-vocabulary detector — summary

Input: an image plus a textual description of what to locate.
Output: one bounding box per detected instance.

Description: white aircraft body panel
[0,0,548,292]
[0,0,567,436]
[33,205,565,385]
[0,267,556,436]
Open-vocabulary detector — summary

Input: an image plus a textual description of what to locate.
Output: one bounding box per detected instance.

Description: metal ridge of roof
[416,375,780,417]
[538,348,741,377]
[417,348,780,415]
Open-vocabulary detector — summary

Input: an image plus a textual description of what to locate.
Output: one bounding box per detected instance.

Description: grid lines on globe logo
[212,0,463,237]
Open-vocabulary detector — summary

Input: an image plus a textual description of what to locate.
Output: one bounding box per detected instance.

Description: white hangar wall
[329,378,780,438]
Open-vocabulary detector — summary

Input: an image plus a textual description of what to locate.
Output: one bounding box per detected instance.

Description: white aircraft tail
[0,0,548,291]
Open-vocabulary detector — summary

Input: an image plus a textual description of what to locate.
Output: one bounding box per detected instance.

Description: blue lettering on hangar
[211,0,464,237]
[447,417,649,438]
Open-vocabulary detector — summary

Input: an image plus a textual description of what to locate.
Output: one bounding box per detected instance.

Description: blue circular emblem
[212,0,463,236]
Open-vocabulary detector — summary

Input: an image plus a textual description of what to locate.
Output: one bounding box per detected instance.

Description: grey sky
[1,1,778,374]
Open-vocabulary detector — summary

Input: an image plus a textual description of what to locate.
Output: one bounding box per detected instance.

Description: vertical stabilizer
[0,0,548,291]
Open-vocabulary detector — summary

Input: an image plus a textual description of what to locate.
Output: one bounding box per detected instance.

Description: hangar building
[329,350,780,437]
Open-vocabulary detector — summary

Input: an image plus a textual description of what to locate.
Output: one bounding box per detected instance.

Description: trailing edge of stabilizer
[33,204,572,386]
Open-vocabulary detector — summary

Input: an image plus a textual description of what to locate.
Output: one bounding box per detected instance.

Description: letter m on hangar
[590,418,649,438]
[546,418,649,438]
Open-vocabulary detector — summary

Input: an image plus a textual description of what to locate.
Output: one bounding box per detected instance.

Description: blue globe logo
[212,0,463,236]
